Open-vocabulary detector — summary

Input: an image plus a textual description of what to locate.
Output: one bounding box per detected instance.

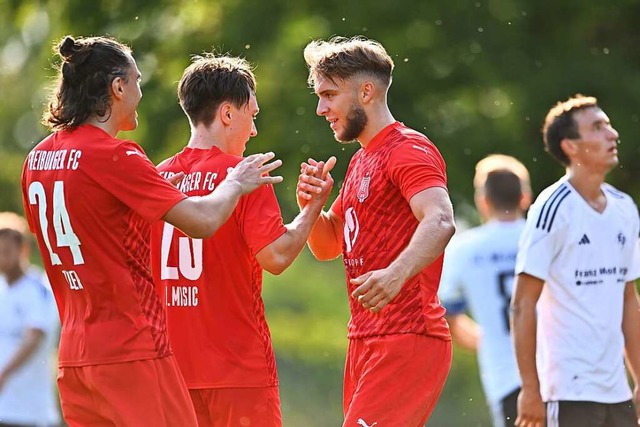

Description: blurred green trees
[2,0,639,425]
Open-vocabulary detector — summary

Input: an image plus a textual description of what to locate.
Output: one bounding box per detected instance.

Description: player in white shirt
[439,154,531,427]
[0,212,60,427]
[511,95,640,427]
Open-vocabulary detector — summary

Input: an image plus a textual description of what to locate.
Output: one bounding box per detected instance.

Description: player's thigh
[488,387,519,427]
[500,387,519,427]
[87,356,197,427]
[604,400,637,427]
[190,387,282,427]
[343,334,452,427]
[57,366,115,427]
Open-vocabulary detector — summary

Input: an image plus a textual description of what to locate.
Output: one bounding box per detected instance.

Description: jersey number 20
[160,223,203,281]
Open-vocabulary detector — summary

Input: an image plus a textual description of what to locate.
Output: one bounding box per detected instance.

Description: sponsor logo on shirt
[357,175,371,203]
[574,266,628,286]
[126,149,142,157]
[344,207,359,253]
[357,419,377,427]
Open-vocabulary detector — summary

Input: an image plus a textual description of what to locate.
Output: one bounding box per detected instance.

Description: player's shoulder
[15,271,51,301]
[446,225,484,258]
[528,177,575,232]
[602,182,639,225]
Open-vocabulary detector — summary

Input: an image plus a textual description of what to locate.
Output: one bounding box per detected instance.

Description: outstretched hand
[227,152,283,194]
[296,156,336,209]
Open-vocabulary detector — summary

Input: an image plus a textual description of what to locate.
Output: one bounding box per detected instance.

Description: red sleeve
[238,184,287,254]
[388,138,447,201]
[92,141,187,222]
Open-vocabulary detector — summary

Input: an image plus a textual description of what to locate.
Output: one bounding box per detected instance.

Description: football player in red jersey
[297,36,456,426]
[21,35,281,427]
[150,53,334,427]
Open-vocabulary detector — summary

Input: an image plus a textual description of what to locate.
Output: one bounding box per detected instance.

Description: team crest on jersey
[357,175,371,203]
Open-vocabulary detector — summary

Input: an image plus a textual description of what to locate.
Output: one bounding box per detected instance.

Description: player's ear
[560,138,577,160]
[520,191,532,211]
[111,76,125,101]
[474,191,490,222]
[219,102,233,126]
[361,81,375,103]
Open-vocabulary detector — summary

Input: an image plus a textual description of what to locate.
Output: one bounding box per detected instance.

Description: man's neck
[567,166,607,203]
[567,166,609,212]
[187,124,224,151]
[485,211,523,223]
[357,107,395,148]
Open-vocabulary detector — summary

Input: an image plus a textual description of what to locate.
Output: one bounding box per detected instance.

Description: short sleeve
[92,141,187,222]
[515,202,566,282]
[388,139,447,202]
[438,236,467,315]
[239,184,287,254]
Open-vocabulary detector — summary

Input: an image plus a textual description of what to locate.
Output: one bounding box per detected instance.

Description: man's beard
[337,102,367,143]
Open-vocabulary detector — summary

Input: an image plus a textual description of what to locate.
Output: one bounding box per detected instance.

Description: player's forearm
[165,179,243,238]
[511,299,540,392]
[307,211,342,261]
[386,209,455,284]
[623,281,640,386]
[0,328,44,380]
[447,314,480,351]
[259,202,325,275]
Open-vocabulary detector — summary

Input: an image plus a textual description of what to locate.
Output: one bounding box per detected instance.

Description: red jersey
[330,122,451,340]
[150,147,286,389]
[20,125,186,367]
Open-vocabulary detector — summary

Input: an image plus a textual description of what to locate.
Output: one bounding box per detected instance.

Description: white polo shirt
[0,269,60,426]
[516,176,640,403]
[439,219,524,405]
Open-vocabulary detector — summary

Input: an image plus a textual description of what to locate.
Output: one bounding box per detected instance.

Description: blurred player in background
[21,35,282,427]
[439,154,531,427]
[0,211,60,427]
[512,95,640,427]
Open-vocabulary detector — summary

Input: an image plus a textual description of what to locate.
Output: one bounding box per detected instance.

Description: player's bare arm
[351,186,455,313]
[164,152,282,238]
[446,314,481,351]
[622,280,640,421]
[256,159,335,275]
[297,157,343,261]
[0,328,45,393]
[511,273,545,427]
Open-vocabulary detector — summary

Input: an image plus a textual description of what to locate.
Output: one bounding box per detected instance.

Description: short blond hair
[474,154,531,193]
[0,211,28,234]
[303,36,394,88]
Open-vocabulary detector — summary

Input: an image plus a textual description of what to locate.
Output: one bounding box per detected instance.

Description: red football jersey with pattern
[330,122,451,340]
[150,147,286,389]
[21,125,186,367]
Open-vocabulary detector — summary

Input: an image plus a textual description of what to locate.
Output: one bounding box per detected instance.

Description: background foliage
[2,1,640,425]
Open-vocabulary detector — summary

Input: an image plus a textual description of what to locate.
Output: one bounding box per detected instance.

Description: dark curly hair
[43,35,132,131]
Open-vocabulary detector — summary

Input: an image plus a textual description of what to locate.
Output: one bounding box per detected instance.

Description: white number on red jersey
[160,223,203,281]
[28,181,85,265]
